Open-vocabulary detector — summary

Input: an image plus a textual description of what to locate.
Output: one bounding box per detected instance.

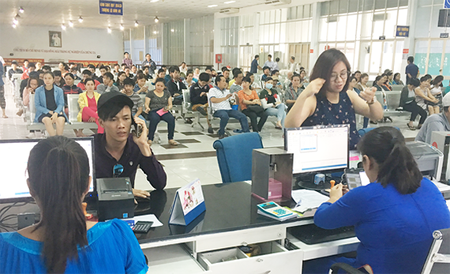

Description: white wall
[0,25,123,62]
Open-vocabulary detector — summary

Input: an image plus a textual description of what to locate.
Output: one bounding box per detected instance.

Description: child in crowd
[144,78,177,146]
[123,78,145,121]
[34,72,67,136]
[77,78,102,135]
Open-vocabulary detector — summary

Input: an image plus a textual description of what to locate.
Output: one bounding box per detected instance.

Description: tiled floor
[0,80,420,191]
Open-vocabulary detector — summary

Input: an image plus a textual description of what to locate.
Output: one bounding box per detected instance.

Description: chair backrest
[182,89,191,111]
[67,94,81,123]
[213,132,263,183]
[421,228,450,274]
[29,94,36,122]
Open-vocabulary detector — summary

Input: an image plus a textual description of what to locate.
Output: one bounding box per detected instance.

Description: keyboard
[288,224,356,245]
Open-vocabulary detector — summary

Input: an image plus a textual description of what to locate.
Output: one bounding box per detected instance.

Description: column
[309,2,320,71]
[184,18,191,64]
[401,0,418,82]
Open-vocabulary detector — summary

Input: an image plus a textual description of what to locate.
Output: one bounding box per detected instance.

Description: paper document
[291,189,329,213]
[123,214,163,227]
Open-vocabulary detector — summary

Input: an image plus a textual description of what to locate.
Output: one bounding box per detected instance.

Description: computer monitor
[284,125,349,174]
[0,137,95,203]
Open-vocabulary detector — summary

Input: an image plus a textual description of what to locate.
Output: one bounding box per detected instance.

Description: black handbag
[247,104,265,114]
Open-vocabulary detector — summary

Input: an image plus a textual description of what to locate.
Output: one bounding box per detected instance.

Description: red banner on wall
[3,58,45,67]
[69,60,118,67]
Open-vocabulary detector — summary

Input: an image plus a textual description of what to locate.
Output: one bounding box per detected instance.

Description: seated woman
[284,73,303,111]
[373,75,387,91]
[0,136,148,273]
[77,78,103,136]
[238,77,268,133]
[133,73,149,94]
[400,78,427,130]
[285,49,383,149]
[258,77,286,130]
[310,127,450,273]
[299,69,309,85]
[144,78,177,146]
[416,75,439,115]
[62,73,83,113]
[356,73,369,92]
[430,75,444,107]
[393,72,404,85]
[34,72,67,136]
[382,73,393,91]
[114,71,127,91]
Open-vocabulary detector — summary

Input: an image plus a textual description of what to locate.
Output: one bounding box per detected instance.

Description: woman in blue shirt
[311,127,450,274]
[0,137,148,274]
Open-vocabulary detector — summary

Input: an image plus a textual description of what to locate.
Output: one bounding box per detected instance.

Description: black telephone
[131,120,143,138]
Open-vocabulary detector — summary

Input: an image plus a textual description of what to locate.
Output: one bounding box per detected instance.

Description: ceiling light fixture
[224,1,235,3]
[13,18,18,25]
[107,27,112,33]
[120,24,124,31]
[19,7,24,13]
[154,16,159,23]
[208,4,218,7]
[150,0,159,2]
[69,21,74,27]
[78,16,83,23]
[135,21,139,27]
[61,24,66,30]
[171,29,174,32]
[153,31,157,34]
[12,23,17,28]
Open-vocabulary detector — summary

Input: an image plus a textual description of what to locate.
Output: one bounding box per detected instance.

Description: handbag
[247,104,265,114]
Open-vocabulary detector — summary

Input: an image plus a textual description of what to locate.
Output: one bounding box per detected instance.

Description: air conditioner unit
[373,13,387,21]
[219,8,239,14]
[265,0,291,5]
[327,16,338,23]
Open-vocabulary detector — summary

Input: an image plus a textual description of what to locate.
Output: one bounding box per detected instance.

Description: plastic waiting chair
[213,132,263,183]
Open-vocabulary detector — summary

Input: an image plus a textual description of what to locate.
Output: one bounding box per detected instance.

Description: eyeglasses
[113,164,124,178]
[330,70,350,82]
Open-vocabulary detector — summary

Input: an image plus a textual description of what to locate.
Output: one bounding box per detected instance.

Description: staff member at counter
[309,127,450,274]
[285,49,383,149]
[95,92,167,199]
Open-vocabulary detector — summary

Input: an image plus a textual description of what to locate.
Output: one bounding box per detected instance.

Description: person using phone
[307,127,450,273]
[144,78,177,146]
[94,92,167,199]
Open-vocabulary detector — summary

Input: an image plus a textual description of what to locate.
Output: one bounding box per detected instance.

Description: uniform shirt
[209,87,232,111]
[315,178,450,274]
[94,134,166,189]
[250,59,258,74]
[415,113,450,144]
[405,63,419,84]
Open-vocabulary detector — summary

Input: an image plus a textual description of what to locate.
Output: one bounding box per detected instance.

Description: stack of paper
[291,189,329,213]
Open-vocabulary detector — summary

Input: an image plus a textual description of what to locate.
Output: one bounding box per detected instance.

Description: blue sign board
[396,25,410,37]
[445,0,450,9]
[99,0,123,15]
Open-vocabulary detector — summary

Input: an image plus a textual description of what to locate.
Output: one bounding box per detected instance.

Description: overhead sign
[99,0,123,15]
[215,54,222,64]
[403,49,409,54]
[441,33,449,38]
[445,0,450,9]
[379,36,386,40]
[396,26,410,37]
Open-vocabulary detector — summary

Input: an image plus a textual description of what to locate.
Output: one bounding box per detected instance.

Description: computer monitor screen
[0,138,95,202]
[284,125,349,174]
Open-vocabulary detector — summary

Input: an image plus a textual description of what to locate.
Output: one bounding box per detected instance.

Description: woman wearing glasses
[0,137,148,273]
[285,49,383,149]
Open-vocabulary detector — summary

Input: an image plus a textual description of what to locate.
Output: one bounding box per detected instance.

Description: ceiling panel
[0,0,265,30]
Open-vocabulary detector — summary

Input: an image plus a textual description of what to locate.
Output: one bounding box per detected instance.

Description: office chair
[213,132,263,183]
[330,227,450,274]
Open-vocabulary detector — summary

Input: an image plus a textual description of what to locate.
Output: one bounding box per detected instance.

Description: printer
[406,141,443,181]
[430,131,450,181]
[97,177,135,221]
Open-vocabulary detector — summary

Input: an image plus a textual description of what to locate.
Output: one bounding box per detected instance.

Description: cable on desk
[0,201,34,232]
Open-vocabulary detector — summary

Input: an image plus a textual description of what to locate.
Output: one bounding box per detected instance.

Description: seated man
[166,66,186,105]
[142,66,153,81]
[415,93,450,144]
[97,72,120,94]
[190,72,213,133]
[261,66,271,81]
[77,69,100,90]
[95,92,167,198]
[209,75,250,139]
[229,70,243,94]
[8,60,23,83]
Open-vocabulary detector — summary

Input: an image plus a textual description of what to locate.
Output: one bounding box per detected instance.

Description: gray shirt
[146,90,171,110]
[229,83,242,94]
[415,113,450,144]
[97,84,119,94]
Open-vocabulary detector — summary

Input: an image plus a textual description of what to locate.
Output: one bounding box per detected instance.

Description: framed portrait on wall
[49,31,62,48]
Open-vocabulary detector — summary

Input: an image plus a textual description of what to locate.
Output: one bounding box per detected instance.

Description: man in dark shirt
[250,55,261,74]
[95,92,167,199]
[8,61,23,81]
[405,56,419,85]
[142,54,156,76]
[190,72,212,133]
[166,66,186,105]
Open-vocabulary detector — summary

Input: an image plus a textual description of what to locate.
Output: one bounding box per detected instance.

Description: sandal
[168,140,178,146]
[275,126,282,130]
[406,123,416,130]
